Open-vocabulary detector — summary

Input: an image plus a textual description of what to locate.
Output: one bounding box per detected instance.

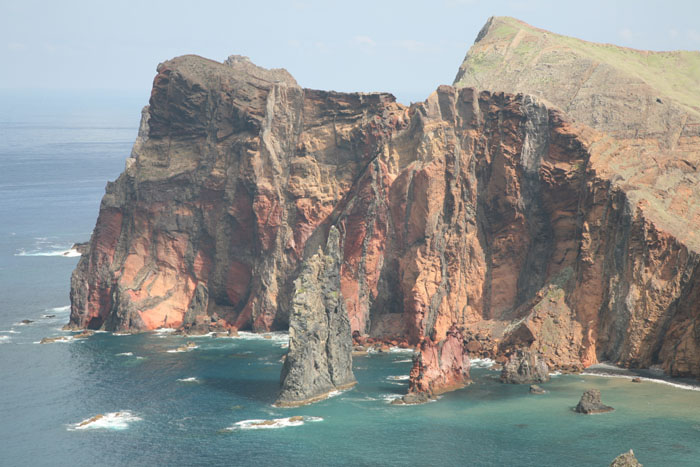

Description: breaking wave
[177,377,199,383]
[224,416,322,431]
[68,411,142,431]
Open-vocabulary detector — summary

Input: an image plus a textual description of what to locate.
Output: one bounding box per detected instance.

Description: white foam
[389,347,414,354]
[153,327,176,334]
[224,416,322,431]
[581,372,700,392]
[166,345,198,353]
[470,358,495,369]
[387,375,410,381]
[177,377,199,383]
[47,305,71,313]
[15,248,81,257]
[0,335,10,344]
[237,331,290,346]
[393,359,412,363]
[0,330,19,334]
[116,352,133,356]
[381,393,404,403]
[68,411,142,431]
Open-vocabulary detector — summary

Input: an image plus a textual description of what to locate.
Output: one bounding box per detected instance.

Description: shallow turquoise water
[1,94,700,466]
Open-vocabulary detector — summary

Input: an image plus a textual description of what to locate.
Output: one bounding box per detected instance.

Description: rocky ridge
[69,18,700,401]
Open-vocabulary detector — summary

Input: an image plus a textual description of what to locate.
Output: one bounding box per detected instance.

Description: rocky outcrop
[610,450,642,467]
[70,17,700,397]
[500,349,549,384]
[405,326,471,400]
[276,226,356,407]
[574,389,613,414]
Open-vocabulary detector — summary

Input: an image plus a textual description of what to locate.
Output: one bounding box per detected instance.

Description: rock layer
[70,18,700,395]
[276,226,356,406]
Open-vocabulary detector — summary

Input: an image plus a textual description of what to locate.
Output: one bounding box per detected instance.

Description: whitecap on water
[15,248,81,257]
[116,352,133,357]
[0,335,10,344]
[167,346,198,353]
[68,411,142,431]
[393,359,412,363]
[47,305,71,313]
[177,377,199,383]
[387,375,410,381]
[224,416,322,431]
[0,330,19,334]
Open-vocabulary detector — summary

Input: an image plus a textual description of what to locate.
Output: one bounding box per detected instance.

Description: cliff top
[455,16,700,252]
[454,16,700,118]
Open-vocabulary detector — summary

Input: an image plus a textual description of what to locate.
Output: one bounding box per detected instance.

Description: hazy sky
[2,0,700,104]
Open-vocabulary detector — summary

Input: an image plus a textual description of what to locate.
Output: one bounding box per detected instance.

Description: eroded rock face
[500,349,549,384]
[71,18,700,395]
[276,226,356,407]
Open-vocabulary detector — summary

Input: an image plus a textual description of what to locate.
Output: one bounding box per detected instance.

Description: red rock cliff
[70,41,700,393]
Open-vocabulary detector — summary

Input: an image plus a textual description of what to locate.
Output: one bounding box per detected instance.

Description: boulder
[610,450,642,466]
[575,389,614,414]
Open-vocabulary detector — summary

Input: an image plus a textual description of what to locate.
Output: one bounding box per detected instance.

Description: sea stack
[276,226,356,407]
[575,389,614,414]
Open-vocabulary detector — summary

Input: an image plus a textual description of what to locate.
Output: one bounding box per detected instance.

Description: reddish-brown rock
[70,21,700,395]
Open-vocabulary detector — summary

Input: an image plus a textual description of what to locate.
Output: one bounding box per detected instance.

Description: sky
[2,0,700,104]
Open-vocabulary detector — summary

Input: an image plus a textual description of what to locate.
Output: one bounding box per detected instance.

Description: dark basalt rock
[575,389,613,414]
[610,450,642,466]
[391,392,432,405]
[501,349,550,384]
[276,226,356,407]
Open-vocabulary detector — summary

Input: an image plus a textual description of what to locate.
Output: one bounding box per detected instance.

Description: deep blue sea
[2,92,700,467]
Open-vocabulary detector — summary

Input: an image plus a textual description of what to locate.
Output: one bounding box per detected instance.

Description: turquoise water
[2,94,700,466]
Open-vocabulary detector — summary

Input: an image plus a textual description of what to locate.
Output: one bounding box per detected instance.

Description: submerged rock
[39,336,71,344]
[73,330,95,339]
[501,349,550,384]
[610,450,642,466]
[575,389,613,414]
[276,227,356,407]
[529,384,546,394]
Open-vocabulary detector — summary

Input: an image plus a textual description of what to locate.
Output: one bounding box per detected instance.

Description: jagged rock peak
[276,226,356,407]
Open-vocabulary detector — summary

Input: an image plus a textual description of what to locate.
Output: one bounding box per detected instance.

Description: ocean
[1,92,700,467]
